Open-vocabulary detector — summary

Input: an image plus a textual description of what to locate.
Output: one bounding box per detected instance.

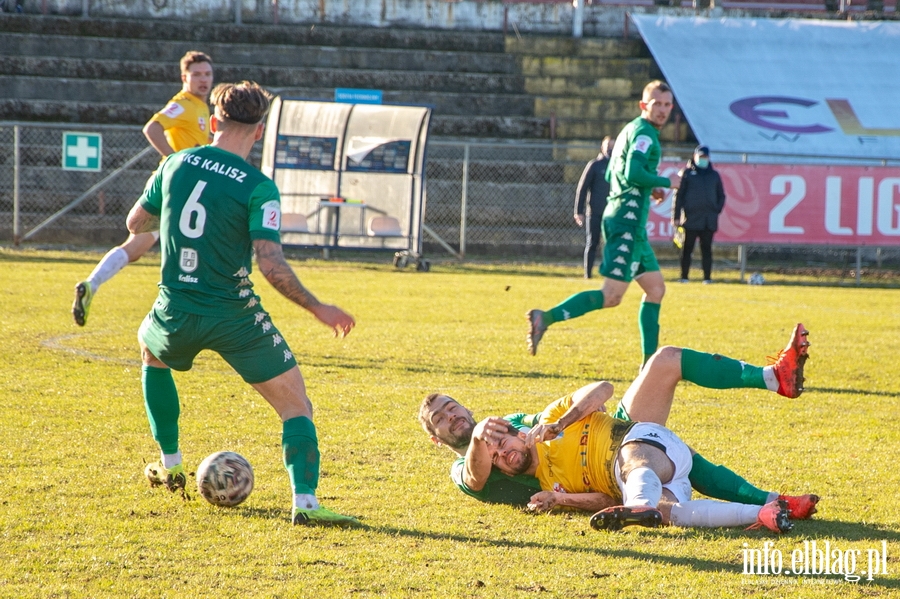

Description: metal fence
[424,139,603,259]
[0,122,158,246]
[0,122,602,254]
[3,121,899,281]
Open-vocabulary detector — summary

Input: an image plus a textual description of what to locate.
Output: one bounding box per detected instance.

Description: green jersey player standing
[127,81,358,527]
[527,81,681,366]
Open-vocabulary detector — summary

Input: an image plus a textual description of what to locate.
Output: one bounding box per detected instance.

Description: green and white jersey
[138,145,282,317]
[451,412,543,505]
[604,116,671,228]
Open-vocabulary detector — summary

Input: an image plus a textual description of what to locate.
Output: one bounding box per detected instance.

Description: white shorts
[614,422,693,504]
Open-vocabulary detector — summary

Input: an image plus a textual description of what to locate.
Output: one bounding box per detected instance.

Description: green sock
[142,365,180,455]
[546,290,604,325]
[689,453,771,506]
[681,348,767,389]
[283,416,320,496]
[639,301,661,364]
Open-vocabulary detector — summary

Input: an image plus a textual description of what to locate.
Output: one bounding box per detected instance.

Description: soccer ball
[196,451,254,507]
[748,272,765,286]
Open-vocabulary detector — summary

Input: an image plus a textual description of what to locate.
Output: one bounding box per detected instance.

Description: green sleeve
[624,145,670,189]
[248,179,282,243]
[445,411,547,504]
[503,412,543,430]
[137,160,169,216]
[450,458,542,505]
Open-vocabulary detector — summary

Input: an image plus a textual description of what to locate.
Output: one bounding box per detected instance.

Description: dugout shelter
[260,97,431,266]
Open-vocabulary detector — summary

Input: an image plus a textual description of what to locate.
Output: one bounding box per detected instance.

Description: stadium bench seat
[367,216,403,237]
[281,213,309,233]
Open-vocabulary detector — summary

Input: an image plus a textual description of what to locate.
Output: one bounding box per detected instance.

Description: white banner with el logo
[630,15,900,161]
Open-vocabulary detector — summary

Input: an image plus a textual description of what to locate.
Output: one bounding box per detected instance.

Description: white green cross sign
[62,132,102,172]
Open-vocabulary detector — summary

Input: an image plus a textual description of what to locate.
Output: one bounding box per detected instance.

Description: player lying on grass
[418,324,817,523]
[481,388,795,533]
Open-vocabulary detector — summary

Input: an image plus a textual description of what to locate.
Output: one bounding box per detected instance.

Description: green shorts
[599,219,659,283]
[138,299,298,384]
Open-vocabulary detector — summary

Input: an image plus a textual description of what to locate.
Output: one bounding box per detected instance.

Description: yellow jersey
[147,90,210,152]
[534,395,634,501]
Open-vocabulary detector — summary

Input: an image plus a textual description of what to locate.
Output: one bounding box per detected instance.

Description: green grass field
[2,247,900,598]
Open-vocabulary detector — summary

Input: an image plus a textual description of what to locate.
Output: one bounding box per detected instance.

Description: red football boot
[779,494,820,520]
[746,499,793,533]
[768,323,810,398]
[526,309,547,356]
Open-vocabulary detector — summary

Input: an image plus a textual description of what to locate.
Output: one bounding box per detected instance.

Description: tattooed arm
[126,201,160,234]
[253,238,355,337]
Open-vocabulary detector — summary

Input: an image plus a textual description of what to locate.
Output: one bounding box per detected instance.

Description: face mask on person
[695,157,709,169]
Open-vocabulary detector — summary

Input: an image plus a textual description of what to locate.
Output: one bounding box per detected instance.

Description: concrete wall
[23,0,787,36]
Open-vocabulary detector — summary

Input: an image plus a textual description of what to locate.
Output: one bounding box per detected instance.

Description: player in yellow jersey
[479,385,796,534]
[72,51,214,326]
[420,324,817,521]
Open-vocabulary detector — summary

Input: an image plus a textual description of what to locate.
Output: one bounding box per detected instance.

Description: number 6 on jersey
[179,180,208,238]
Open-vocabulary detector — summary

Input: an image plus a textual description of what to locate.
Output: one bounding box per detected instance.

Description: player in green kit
[527,81,681,365]
[420,324,817,519]
[127,81,358,527]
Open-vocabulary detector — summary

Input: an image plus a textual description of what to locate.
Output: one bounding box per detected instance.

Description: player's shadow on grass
[0,248,163,265]
[227,510,900,589]
[400,364,576,381]
[0,248,104,264]
[307,356,630,383]
[357,523,737,569]
[813,386,900,399]
[747,280,900,290]
[416,263,586,279]
[676,519,900,546]
[792,519,900,543]
[351,523,900,589]
[47,336,614,385]
[306,358,583,382]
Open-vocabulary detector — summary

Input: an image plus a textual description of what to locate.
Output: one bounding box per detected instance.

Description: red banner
[647,163,900,246]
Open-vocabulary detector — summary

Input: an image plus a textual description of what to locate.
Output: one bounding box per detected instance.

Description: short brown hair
[180,51,212,73]
[642,80,671,101]
[418,393,444,436]
[210,81,273,126]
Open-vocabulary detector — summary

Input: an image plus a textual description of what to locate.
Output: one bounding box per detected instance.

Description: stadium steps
[0,13,695,249]
[0,75,534,117]
[0,14,507,52]
[0,48,527,96]
[503,33,692,144]
[0,32,519,73]
[0,13,690,142]
[0,14,547,139]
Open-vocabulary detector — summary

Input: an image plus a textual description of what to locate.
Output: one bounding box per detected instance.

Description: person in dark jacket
[574,136,614,278]
[671,145,726,283]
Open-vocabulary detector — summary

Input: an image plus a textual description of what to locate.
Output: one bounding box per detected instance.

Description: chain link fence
[0,122,158,245]
[423,140,599,258]
[2,122,899,281]
[0,122,600,254]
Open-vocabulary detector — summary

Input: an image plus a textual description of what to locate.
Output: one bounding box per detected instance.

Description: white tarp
[630,15,900,160]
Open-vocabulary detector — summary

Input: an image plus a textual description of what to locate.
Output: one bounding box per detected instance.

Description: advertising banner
[649,162,900,246]
[630,16,900,160]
